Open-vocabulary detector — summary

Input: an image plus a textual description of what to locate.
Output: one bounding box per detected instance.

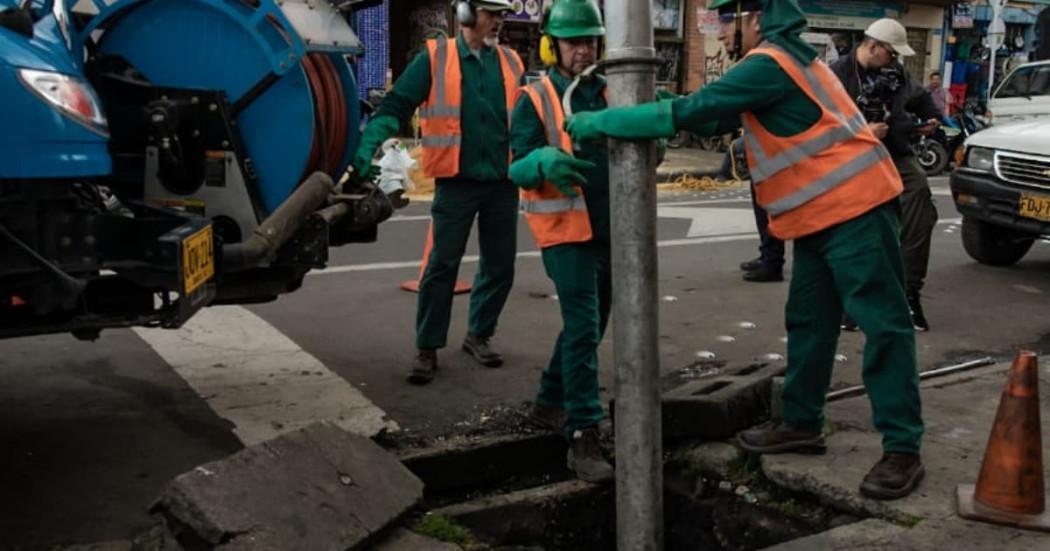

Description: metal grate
[995,151,1050,190]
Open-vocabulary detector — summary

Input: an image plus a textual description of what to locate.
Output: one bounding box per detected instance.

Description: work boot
[567,427,613,483]
[528,402,565,432]
[742,264,784,282]
[737,420,827,454]
[908,294,929,332]
[407,348,437,385]
[739,257,763,271]
[841,314,859,332]
[859,453,925,500]
[462,333,503,367]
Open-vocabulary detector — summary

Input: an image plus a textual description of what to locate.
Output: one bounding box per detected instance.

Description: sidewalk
[685,357,1050,550]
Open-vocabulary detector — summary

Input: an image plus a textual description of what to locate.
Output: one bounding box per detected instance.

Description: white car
[989,60,1050,124]
[950,118,1050,266]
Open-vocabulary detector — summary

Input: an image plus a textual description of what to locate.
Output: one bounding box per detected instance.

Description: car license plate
[182,226,214,295]
[1018,193,1050,222]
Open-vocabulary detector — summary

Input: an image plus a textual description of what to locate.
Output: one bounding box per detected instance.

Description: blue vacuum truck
[0,0,393,340]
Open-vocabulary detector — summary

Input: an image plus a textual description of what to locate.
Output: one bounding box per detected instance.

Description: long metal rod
[826,357,996,402]
[605,0,663,549]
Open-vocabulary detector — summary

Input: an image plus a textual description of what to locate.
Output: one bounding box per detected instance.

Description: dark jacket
[830,47,941,159]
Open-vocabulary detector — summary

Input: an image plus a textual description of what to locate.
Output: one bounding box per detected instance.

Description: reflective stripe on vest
[419,39,524,179]
[518,75,595,249]
[740,43,902,239]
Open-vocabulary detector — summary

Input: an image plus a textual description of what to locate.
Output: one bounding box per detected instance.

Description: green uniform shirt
[673,54,821,138]
[511,69,611,244]
[376,34,511,182]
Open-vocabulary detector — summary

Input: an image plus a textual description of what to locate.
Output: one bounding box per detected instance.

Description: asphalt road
[3,175,1050,548]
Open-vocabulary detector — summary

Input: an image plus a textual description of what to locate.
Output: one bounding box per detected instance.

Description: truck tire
[961,217,1036,266]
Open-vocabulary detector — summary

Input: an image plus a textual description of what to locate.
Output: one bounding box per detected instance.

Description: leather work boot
[407,348,437,385]
[567,427,613,483]
[742,264,784,282]
[462,333,503,367]
[908,294,929,332]
[739,257,763,271]
[529,402,565,432]
[737,420,827,454]
[859,453,925,500]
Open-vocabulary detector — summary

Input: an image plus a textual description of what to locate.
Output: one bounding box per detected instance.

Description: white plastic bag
[375,138,417,195]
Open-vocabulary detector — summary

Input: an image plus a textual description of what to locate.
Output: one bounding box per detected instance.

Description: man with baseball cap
[830,18,941,333]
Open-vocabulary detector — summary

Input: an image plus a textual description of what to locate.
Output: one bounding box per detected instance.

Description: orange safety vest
[519,76,596,249]
[741,43,903,240]
[419,38,524,179]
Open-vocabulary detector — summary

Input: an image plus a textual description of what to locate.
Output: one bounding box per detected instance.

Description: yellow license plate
[1018,193,1050,222]
[182,226,214,295]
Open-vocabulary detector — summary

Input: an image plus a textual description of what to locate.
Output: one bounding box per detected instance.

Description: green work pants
[416,179,519,349]
[534,241,612,438]
[782,203,924,454]
[895,155,938,297]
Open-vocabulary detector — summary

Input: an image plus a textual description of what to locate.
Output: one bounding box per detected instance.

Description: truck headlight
[966,147,994,172]
[17,68,108,136]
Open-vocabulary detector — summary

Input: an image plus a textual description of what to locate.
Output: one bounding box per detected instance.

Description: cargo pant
[895,155,938,297]
[416,179,519,349]
[782,202,924,454]
[534,241,611,438]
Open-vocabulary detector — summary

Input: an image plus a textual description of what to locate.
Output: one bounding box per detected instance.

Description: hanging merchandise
[953,2,975,29]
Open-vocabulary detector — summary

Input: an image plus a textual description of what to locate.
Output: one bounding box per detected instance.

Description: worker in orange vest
[509,0,612,482]
[566,0,925,500]
[350,1,524,385]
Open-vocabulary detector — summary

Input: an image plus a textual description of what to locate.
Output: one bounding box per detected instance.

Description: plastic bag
[376,138,417,196]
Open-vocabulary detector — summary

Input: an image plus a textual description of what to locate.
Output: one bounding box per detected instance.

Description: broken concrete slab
[661,362,785,439]
[667,441,743,480]
[751,360,1050,548]
[759,518,906,550]
[155,422,423,550]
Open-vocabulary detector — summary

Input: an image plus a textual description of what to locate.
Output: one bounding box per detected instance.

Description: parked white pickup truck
[950,118,1050,266]
[989,60,1050,124]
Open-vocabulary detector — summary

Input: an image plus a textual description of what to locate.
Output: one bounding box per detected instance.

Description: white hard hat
[473,0,514,11]
[865,18,915,57]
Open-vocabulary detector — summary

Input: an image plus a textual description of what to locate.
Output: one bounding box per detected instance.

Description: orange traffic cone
[399,220,471,294]
[956,350,1050,532]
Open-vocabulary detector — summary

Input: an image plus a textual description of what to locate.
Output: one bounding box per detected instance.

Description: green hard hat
[708,0,735,8]
[546,0,605,38]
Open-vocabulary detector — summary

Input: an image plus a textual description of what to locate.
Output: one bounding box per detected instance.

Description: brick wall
[684,0,706,92]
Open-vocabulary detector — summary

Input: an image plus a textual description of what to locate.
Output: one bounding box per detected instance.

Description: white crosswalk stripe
[133,306,397,446]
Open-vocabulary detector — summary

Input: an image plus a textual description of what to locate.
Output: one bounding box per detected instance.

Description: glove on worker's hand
[350,115,400,182]
[564,99,678,143]
[510,146,596,198]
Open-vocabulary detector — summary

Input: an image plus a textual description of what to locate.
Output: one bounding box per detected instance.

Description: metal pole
[987,0,1005,102]
[605,0,662,549]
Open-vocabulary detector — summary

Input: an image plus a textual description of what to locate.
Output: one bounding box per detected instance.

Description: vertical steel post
[604,0,663,549]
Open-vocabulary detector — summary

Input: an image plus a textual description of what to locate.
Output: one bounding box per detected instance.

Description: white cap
[473,0,514,11]
[865,18,915,57]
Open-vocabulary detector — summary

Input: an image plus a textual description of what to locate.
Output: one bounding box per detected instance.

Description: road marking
[133,306,397,446]
[310,217,964,277]
[657,206,756,237]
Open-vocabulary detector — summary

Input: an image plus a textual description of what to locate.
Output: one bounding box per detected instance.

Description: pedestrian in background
[350,0,524,384]
[830,19,941,332]
[565,0,926,500]
[509,0,613,483]
[733,135,786,283]
[926,71,951,118]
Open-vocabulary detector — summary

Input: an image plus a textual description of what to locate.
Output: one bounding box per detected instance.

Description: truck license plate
[1019,193,1050,222]
[182,226,214,295]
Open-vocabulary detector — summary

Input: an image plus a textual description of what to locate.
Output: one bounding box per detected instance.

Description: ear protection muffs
[455,1,476,27]
[540,35,559,66]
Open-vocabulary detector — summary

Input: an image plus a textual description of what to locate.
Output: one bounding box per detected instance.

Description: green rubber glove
[510,146,596,198]
[350,115,400,181]
[565,99,677,144]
